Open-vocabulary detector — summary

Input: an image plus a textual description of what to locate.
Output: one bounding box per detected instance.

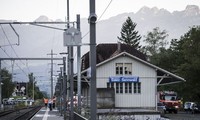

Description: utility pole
[69,45,74,120]
[63,1,82,119]
[59,54,68,120]
[47,50,57,99]
[89,0,97,119]
[66,0,74,119]
[57,67,63,116]
[76,14,81,114]
[59,72,63,116]
[0,60,2,110]
[63,57,67,120]
[33,77,35,100]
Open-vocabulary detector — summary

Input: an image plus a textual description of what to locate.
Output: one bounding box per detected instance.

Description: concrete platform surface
[31,107,64,120]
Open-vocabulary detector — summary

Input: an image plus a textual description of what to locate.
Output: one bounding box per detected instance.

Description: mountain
[34,15,53,22]
[1,5,200,57]
[1,5,200,92]
[95,5,200,44]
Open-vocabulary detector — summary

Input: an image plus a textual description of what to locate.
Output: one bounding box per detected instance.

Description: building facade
[96,52,156,108]
[81,43,185,109]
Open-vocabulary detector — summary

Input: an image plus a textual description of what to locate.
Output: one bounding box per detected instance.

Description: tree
[143,27,169,56]
[176,26,200,102]
[27,73,43,99]
[27,73,34,98]
[1,68,15,98]
[154,26,200,102]
[117,17,141,50]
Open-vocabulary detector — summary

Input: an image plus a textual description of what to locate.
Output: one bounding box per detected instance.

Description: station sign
[63,27,82,46]
[109,76,139,83]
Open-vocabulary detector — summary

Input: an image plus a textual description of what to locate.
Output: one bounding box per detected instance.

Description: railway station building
[79,43,185,118]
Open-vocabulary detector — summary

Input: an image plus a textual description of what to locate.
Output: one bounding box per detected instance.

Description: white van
[8,98,15,104]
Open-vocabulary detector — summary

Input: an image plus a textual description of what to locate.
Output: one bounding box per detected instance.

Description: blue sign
[109,76,139,83]
[109,77,121,82]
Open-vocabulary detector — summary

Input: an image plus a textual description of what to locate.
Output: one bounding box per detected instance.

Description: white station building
[80,43,185,119]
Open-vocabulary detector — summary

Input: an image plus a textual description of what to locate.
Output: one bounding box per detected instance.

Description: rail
[0,106,42,120]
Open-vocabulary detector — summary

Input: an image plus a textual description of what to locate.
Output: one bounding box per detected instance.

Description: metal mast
[47,50,57,99]
[89,0,97,119]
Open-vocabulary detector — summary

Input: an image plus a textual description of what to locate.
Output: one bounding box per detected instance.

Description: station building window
[128,83,132,93]
[107,82,141,94]
[116,63,132,75]
[116,83,119,93]
[125,82,132,94]
[134,82,141,94]
[107,62,140,94]
[114,82,123,94]
[125,83,128,93]
[124,63,132,75]
[107,82,114,88]
[120,83,123,93]
[116,63,123,75]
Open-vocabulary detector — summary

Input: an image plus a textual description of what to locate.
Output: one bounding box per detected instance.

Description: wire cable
[0,47,28,77]
[2,61,11,69]
[0,25,30,77]
[97,0,113,22]
[0,25,31,73]
[81,0,113,40]
[73,0,114,59]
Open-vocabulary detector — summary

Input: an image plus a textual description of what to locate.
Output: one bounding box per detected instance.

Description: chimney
[117,42,121,52]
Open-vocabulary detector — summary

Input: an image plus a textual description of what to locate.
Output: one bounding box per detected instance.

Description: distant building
[14,82,28,96]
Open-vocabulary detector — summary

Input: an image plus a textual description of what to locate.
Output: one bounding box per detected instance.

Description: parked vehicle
[2,98,9,105]
[194,104,200,113]
[184,102,200,113]
[157,102,166,115]
[7,97,15,105]
[158,91,181,114]
[16,98,23,102]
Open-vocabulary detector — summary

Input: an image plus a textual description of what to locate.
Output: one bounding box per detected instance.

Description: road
[164,111,200,120]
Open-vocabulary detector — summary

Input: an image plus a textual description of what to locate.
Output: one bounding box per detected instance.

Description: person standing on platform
[48,99,53,111]
[43,98,48,108]
[52,96,56,109]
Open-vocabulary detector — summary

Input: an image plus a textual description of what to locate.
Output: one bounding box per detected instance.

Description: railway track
[0,106,42,120]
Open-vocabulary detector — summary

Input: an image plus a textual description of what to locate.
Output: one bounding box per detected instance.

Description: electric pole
[76,14,81,114]
[0,60,2,110]
[89,0,97,119]
[47,49,57,99]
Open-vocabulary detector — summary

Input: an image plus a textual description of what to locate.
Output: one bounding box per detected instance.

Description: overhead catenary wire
[0,47,28,78]
[0,25,18,47]
[73,0,114,60]
[81,0,113,40]
[0,25,31,77]
[2,61,10,67]
[1,25,31,73]
[97,0,113,22]
[12,76,27,82]
[1,0,114,82]
[9,24,20,46]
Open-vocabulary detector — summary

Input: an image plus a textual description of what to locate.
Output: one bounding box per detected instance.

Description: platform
[31,107,64,120]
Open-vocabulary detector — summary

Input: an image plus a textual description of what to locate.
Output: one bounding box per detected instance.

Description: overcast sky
[0,0,200,21]
[1,0,200,93]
